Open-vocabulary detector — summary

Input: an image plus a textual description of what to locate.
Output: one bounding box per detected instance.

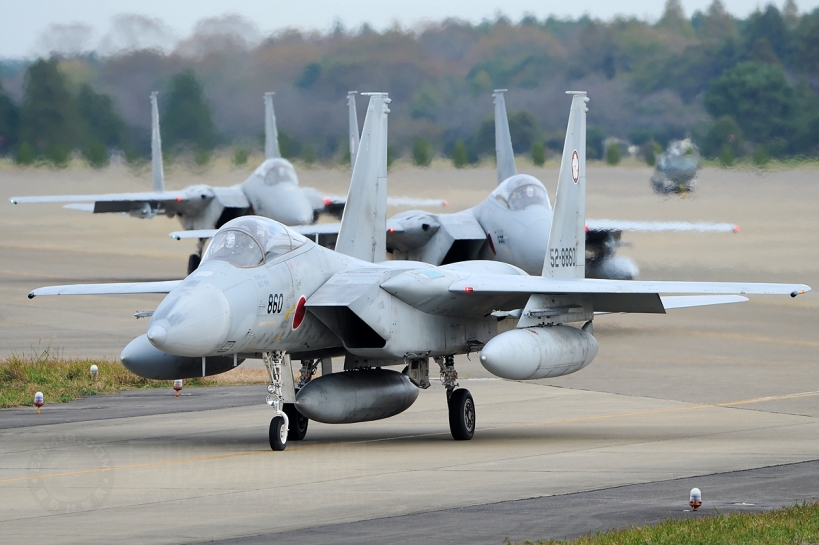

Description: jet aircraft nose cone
[147,282,232,356]
[147,325,167,346]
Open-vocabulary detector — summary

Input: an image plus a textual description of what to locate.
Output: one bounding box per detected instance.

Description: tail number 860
[549,247,577,268]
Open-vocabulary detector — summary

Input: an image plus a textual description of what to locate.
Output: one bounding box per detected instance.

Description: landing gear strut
[436,355,475,441]
[187,238,206,275]
[282,359,320,441]
[263,351,290,451]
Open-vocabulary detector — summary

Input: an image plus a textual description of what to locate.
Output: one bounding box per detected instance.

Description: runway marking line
[2,389,817,486]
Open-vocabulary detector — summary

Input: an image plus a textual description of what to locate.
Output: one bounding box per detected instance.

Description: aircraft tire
[283,403,308,441]
[448,389,475,441]
[187,254,201,275]
[269,415,288,451]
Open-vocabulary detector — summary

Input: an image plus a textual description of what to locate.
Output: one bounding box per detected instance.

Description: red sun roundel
[292,295,307,330]
[571,150,580,183]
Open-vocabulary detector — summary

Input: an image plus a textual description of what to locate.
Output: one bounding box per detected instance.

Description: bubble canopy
[490,174,551,211]
[202,217,308,267]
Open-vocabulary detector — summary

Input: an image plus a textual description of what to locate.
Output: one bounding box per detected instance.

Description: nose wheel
[269,415,288,451]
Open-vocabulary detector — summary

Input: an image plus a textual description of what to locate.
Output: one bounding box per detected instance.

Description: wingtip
[732,225,740,233]
[28,292,35,299]
[10,198,17,204]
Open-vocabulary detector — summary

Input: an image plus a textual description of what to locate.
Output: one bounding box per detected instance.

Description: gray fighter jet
[9,92,445,274]
[650,139,701,195]
[175,91,734,280]
[28,92,809,452]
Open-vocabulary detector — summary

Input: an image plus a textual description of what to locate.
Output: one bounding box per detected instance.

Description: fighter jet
[9,92,446,274]
[175,91,733,280]
[27,92,809,452]
[650,139,701,195]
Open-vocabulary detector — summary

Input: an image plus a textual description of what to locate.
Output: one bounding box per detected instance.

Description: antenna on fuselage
[335,93,390,263]
[348,91,360,168]
[264,92,281,160]
[150,92,165,193]
[494,89,516,185]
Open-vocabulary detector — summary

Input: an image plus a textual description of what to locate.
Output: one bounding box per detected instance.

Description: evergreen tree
[704,62,795,152]
[0,81,19,155]
[161,70,217,152]
[411,138,433,167]
[451,139,468,168]
[19,58,77,156]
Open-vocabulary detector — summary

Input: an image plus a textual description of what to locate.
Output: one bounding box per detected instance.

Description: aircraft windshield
[491,175,550,211]
[203,217,307,267]
[255,159,299,186]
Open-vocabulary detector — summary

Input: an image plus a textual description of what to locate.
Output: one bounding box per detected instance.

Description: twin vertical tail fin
[347,91,360,168]
[150,92,165,193]
[494,89,516,185]
[335,93,390,263]
[542,91,589,279]
[264,92,281,160]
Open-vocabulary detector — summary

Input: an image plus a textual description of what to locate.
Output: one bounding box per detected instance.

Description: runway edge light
[34,391,44,414]
[173,379,183,397]
[689,488,702,511]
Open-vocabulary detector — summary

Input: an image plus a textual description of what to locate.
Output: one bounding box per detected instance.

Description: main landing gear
[436,356,475,440]
[282,359,319,442]
[187,238,207,275]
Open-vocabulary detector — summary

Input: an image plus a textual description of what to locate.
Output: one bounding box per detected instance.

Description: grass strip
[518,501,819,545]
[0,350,268,408]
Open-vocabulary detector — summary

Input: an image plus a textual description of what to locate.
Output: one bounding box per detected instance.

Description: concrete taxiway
[1,163,817,543]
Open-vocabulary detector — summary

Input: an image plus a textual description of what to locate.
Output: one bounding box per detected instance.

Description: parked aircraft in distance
[651,139,701,195]
[28,92,809,451]
[10,92,446,274]
[175,91,735,280]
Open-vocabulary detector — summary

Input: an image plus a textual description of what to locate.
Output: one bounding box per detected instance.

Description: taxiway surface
[1,162,817,544]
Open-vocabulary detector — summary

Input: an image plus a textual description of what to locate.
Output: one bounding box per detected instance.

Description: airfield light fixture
[173,379,183,397]
[90,364,99,378]
[689,488,702,511]
[34,391,44,414]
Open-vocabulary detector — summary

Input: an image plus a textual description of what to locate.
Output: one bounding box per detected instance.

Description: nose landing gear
[436,355,475,441]
[263,350,291,451]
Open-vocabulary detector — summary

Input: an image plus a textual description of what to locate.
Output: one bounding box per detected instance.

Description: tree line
[1,0,819,168]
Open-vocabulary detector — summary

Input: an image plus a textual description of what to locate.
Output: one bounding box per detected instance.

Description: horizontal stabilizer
[63,203,94,212]
[170,229,218,240]
[660,295,748,309]
[322,194,448,208]
[29,280,182,298]
[587,219,738,233]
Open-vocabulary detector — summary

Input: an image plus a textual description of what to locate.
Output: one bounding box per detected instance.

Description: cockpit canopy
[202,217,308,268]
[491,174,551,211]
[254,158,299,186]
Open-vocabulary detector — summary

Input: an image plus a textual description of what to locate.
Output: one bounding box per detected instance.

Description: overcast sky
[1,0,815,59]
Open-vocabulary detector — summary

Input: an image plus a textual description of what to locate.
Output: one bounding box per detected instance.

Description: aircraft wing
[28,280,182,298]
[586,219,738,233]
[381,269,809,317]
[10,190,209,215]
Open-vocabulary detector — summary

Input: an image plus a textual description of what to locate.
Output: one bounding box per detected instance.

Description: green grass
[0,350,264,408]
[517,501,819,545]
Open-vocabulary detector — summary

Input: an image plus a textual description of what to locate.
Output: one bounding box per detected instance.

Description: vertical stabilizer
[335,93,390,263]
[494,89,516,185]
[542,91,588,279]
[264,92,281,159]
[348,91,360,167]
[150,92,165,193]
